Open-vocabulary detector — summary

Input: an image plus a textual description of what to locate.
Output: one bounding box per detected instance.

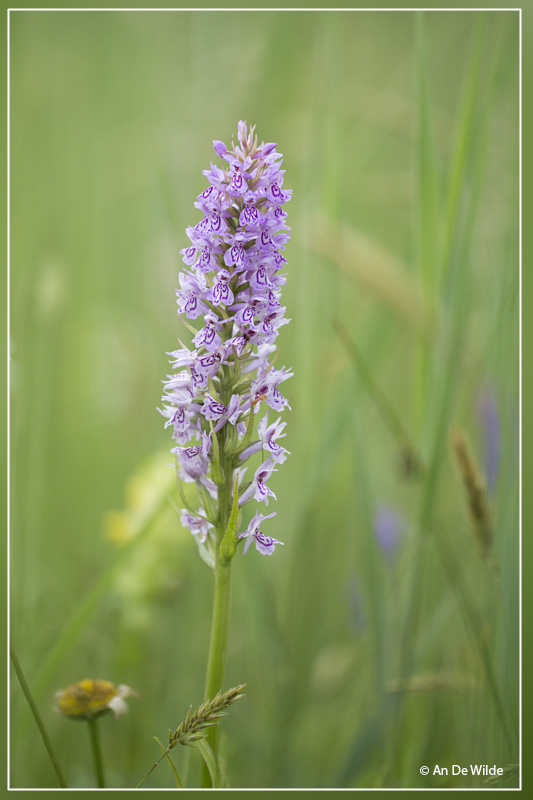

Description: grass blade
[10,642,68,788]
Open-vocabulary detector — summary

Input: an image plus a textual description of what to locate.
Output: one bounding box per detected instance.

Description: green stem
[195,738,222,788]
[154,736,184,788]
[87,717,105,789]
[203,559,233,710]
[199,208,247,787]
[202,438,234,786]
[10,642,68,788]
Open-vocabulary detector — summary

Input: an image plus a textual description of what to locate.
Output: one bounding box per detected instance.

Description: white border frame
[6,6,522,792]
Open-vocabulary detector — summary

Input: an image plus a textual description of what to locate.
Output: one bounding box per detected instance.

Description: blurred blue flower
[374,505,405,565]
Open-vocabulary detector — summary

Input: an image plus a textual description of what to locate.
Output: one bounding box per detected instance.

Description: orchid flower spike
[159,122,292,559]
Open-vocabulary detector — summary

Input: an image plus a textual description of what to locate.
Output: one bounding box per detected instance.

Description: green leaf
[232,410,256,461]
[209,424,226,488]
[219,473,240,565]
[223,423,239,456]
[196,481,218,524]
[233,380,253,395]
[193,738,222,789]
[153,737,184,789]
[174,463,203,518]
[208,376,222,405]
[178,317,200,336]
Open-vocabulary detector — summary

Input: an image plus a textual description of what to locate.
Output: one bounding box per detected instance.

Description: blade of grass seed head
[312,219,433,337]
[138,687,244,787]
[450,428,493,562]
[153,737,184,788]
[9,642,68,788]
[194,738,222,789]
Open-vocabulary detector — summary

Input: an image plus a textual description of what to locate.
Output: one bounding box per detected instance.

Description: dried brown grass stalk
[451,428,492,559]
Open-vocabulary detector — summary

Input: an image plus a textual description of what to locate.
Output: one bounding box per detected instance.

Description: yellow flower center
[56,679,117,719]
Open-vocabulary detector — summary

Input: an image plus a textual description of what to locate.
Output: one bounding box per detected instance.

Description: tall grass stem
[10,642,68,788]
[154,737,184,788]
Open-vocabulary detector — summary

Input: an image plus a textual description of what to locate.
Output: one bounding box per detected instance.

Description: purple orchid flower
[239,511,284,555]
[160,122,292,557]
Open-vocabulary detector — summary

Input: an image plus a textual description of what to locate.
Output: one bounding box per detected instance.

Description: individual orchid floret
[172,432,211,483]
[201,394,241,433]
[193,313,224,352]
[239,511,284,555]
[180,508,213,544]
[239,414,289,464]
[238,459,278,506]
[249,367,292,412]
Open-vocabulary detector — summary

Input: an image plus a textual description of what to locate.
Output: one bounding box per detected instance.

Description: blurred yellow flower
[54,679,137,721]
[103,453,178,546]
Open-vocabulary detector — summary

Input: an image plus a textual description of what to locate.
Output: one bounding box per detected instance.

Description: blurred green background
[9,9,519,789]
